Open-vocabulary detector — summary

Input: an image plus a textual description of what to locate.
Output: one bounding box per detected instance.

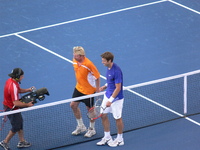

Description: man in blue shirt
[97,52,124,147]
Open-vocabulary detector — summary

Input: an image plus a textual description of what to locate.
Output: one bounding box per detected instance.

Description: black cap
[8,68,24,79]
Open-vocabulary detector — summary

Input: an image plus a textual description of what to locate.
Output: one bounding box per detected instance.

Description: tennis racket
[87,98,106,120]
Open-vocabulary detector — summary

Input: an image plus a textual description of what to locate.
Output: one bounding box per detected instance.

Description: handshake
[20,87,50,104]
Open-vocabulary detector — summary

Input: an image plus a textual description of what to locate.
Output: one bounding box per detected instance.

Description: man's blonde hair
[73,46,85,55]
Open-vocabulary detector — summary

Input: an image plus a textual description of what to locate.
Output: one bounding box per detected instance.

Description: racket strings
[88,106,101,119]
[87,98,104,120]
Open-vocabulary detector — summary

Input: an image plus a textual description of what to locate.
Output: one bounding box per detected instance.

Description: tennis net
[1,70,200,149]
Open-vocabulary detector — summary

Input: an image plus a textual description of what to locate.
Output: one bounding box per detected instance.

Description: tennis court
[0,0,200,149]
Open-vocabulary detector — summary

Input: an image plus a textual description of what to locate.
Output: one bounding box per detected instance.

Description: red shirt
[3,78,20,109]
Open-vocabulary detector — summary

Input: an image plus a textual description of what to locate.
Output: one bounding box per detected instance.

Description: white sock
[117,133,123,141]
[76,118,84,126]
[104,131,111,139]
[90,122,95,129]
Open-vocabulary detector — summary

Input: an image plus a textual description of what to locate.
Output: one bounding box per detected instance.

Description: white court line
[127,89,200,126]
[8,34,200,127]
[15,34,106,80]
[0,0,167,39]
[168,0,200,14]
[15,34,73,64]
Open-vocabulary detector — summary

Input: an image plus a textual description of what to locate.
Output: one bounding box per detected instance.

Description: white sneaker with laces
[108,138,124,147]
[72,125,87,135]
[84,127,96,137]
[96,137,113,146]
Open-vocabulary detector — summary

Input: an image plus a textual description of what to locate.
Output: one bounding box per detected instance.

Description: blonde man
[70,46,100,137]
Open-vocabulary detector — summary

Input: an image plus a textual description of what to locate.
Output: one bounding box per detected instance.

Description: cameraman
[0,68,34,150]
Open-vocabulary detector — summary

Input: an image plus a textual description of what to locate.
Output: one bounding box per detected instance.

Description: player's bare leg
[70,101,86,135]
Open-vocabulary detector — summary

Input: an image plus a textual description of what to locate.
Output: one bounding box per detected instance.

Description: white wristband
[108,96,115,103]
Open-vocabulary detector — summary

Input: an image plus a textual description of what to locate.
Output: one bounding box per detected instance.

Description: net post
[183,75,187,115]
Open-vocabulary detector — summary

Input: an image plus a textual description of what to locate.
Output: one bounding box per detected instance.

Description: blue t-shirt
[105,63,123,102]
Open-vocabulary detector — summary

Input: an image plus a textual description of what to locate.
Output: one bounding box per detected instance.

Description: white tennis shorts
[101,94,124,119]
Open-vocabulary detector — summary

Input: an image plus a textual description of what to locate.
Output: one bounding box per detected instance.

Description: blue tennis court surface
[0,0,200,150]
[58,115,200,150]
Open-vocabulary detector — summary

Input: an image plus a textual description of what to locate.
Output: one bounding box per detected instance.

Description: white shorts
[101,94,124,119]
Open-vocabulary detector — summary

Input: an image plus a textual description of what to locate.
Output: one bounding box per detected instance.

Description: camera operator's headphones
[15,68,22,80]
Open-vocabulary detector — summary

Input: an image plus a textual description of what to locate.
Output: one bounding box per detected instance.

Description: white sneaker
[0,141,10,150]
[96,137,113,146]
[72,125,87,135]
[17,141,31,148]
[108,138,124,147]
[84,127,96,137]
